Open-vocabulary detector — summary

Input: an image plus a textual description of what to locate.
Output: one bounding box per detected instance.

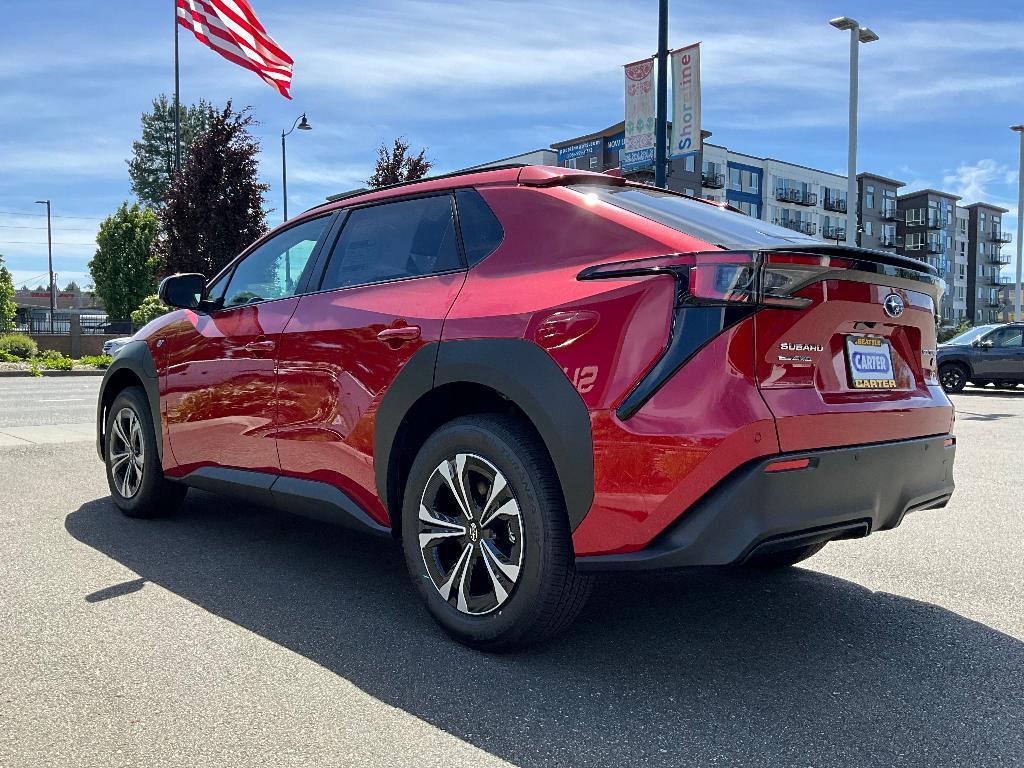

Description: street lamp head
[297,113,312,131]
[34,199,48,205]
[829,16,858,30]
[858,27,879,43]
[1011,125,1024,133]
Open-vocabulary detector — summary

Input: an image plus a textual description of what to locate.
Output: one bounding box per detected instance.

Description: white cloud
[943,159,1016,204]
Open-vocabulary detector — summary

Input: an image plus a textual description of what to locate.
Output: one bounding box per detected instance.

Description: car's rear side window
[455,188,504,266]
[573,184,821,249]
[319,195,462,291]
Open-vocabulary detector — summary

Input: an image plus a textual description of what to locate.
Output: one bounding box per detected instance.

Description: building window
[905,233,924,250]
[864,221,873,236]
[864,185,875,209]
[589,156,599,170]
[729,167,741,190]
[684,187,695,196]
[683,155,696,172]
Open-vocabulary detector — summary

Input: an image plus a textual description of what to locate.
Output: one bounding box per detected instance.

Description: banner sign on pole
[670,43,701,159]
[623,58,656,172]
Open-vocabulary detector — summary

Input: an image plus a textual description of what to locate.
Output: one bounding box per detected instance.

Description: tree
[130,294,171,327]
[62,280,80,292]
[153,102,269,277]
[88,202,160,320]
[0,256,16,333]
[367,137,432,188]
[128,94,216,209]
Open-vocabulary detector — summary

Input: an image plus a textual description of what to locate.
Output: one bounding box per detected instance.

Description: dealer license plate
[845,336,896,390]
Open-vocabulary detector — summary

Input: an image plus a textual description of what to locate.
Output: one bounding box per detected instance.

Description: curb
[0,369,107,378]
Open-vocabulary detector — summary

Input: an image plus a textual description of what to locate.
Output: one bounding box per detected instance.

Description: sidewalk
[0,422,94,447]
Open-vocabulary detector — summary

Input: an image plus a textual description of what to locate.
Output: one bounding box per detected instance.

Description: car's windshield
[943,325,1000,345]
[571,184,822,249]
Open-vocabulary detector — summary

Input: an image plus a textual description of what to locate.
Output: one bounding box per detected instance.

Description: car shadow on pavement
[66,492,1024,768]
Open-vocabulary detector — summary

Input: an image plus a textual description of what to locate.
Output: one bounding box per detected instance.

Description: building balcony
[822,197,847,213]
[990,230,1012,243]
[702,172,725,188]
[983,298,1003,308]
[925,214,947,230]
[986,252,1012,265]
[822,225,846,241]
[925,241,944,254]
[881,207,902,222]
[774,218,817,236]
[775,188,818,206]
[879,235,900,248]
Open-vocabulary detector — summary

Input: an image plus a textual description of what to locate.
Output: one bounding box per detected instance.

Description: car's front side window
[221,216,330,308]
[984,328,1024,348]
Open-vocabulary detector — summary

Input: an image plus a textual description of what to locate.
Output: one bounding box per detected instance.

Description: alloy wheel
[940,366,964,391]
[109,407,145,498]
[417,453,524,615]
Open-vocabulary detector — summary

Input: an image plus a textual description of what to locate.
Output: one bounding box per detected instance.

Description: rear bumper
[576,434,955,572]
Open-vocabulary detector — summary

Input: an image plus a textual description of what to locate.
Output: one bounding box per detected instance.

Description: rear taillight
[579,251,853,309]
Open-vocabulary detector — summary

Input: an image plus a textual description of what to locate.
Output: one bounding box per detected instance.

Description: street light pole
[654,0,669,189]
[34,199,54,333]
[1012,124,1024,322]
[281,113,312,222]
[830,17,878,247]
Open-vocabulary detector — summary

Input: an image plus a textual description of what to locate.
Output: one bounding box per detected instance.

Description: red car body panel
[160,298,300,475]
[127,165,953,561]
[272,273,466,526]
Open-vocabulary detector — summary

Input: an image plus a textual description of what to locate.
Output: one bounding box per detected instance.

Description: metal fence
[13,312,130,335]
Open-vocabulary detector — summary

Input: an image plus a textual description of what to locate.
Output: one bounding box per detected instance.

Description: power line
[0,240,96,246]
[0,224,98,233]
[0,209,103,222]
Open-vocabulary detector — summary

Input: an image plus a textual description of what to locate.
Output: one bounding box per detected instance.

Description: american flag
[176,0,294,99]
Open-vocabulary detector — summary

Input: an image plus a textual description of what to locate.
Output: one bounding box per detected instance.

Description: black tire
[939,363,967,393]
[401,414,592,651]
[745,541,827,569]
[104,385,186,518]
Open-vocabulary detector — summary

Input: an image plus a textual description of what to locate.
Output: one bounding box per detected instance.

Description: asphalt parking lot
[1,378,1021,767]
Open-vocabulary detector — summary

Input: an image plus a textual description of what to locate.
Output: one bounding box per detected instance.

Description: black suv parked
[938,323,1024,392]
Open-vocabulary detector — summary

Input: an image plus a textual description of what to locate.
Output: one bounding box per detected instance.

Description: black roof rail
[323,163,528,203]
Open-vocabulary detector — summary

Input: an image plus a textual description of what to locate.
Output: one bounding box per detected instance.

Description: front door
[274,193,467,525]
[972,326,1024,380]
[162,215,332,475]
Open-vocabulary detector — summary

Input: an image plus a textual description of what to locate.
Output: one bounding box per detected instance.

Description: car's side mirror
[158,273,207,311]
[978,339,994,348]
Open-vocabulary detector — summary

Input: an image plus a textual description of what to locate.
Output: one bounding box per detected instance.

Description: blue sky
[0,0,1021,288]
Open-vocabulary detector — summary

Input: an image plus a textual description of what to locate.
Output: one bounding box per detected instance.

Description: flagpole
[173,0,181,172]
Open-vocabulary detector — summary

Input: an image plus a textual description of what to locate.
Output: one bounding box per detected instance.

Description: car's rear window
[571,184,821,249]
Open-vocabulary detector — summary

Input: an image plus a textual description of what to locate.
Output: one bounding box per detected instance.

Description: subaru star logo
[883,293,905,318]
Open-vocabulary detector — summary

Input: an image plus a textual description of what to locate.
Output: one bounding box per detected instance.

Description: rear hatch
[751,246,952,451]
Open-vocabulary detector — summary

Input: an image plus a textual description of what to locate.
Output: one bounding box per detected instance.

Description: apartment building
[857,173,902,251]
[896,189,960,323]
[964,203,1012,324]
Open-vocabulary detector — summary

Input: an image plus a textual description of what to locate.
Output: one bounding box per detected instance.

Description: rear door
[273,193,468,525]
[971,326,1024,379]
[753,253,953,452]
[162,215,332,474]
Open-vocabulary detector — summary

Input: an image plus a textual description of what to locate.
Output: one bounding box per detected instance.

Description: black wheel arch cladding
[96,340,162,461]
[375,339,595,530]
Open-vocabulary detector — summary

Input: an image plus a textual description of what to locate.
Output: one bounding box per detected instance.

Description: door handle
[244,339,276,353]
[377,325,421,344]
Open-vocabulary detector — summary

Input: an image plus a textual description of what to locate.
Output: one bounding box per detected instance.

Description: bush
[130,294,171,327]
[77,354,113,369]
[0,350,19,363]
[31,350,73,371]
[938,319,972,343]
[0,333,38,359]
